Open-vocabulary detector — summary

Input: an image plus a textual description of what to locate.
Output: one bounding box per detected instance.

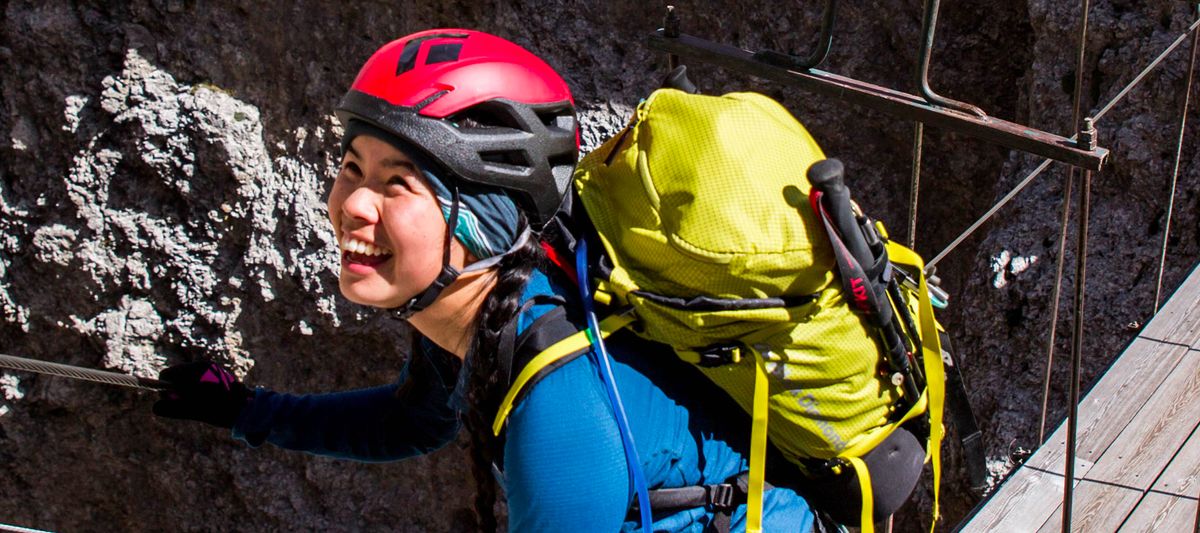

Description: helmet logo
[396,36,466,76]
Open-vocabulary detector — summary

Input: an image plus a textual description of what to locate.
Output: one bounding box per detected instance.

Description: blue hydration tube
[576,237,653,533]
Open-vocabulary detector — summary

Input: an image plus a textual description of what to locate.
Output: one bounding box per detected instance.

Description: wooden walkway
[960,263,1200,532]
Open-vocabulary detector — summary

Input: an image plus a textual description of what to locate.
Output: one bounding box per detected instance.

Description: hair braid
[463,225,545,532]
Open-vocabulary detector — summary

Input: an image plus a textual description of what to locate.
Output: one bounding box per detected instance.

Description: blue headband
[340,121,523,262]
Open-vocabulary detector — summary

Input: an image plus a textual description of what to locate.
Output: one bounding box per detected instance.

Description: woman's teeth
[341,237,391,257]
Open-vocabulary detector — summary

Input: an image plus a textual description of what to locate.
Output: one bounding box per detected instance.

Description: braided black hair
[462,222,546,532]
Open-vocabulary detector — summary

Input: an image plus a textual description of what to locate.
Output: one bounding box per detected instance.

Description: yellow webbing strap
[492,313,636,436]
[886,243,946,530]
[746,346,771,533]
[846,456,875,533]
[833,391,928,533]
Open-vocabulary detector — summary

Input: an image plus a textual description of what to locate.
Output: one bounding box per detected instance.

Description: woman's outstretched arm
[233,348,461,462]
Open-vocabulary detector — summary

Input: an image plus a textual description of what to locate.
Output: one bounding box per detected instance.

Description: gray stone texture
[1,1,1197,531]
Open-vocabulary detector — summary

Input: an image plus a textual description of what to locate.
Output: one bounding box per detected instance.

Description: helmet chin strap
[389,186,462,321]
[387,187,532,321]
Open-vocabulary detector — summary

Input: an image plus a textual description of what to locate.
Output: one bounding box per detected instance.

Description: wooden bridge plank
[1118,492,1198,532]
[1035,480,1142,533]
[1028,340,1190,469]
[960,264,1200,531]
[958,458,1092,532]
[1083,348,1200,489]
[1152,408,1200,497]
[1139,264,1200,347]
[960,340,1189,531]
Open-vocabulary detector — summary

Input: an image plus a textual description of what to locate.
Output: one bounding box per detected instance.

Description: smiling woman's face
[328,135,450,309]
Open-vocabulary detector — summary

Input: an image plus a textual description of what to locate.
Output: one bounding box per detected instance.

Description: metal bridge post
[1063,118,1096,532]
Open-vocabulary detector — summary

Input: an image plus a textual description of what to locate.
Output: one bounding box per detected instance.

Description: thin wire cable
[0,353,166,390]
[926,14,1200,272]
[1095,16,1200,122]
[0,524,53,533]
[1040,0,1093,446]
[925,158,1052,270]
[1155,18,1199,314]
[1039,170,1074,445]
[908,122,924,249]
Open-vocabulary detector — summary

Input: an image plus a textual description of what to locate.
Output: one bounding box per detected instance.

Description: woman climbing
[151,29,819,532]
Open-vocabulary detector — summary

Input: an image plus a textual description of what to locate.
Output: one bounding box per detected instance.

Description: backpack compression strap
[822,241,943,533]
[745,345,771,533]
[837,242,946,533]
[887,242,945,531]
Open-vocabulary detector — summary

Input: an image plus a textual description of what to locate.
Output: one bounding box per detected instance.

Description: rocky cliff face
[2,1,1197,531]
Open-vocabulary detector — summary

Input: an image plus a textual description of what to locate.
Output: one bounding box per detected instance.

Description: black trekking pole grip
[807,159,874,268]
[808,159,922,402]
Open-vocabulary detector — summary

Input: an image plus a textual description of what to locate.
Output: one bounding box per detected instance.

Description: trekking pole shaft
[888,282,926,386]
[880,322,922,401]
[0,353,169,391]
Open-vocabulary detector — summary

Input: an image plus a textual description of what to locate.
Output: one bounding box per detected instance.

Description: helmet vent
[452,108,517,130]
[546,114,576,132]
[426,43,463,65]
[395,33,469,75]
[535,105,574,130]
[549,153,577,189]
[481,150,530,168]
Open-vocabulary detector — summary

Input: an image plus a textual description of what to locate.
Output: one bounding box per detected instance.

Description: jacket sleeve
[231,349,461,462]
[502,356,632,532]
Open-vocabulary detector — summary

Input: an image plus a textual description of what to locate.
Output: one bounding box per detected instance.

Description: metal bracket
[752,0,839,70]
[647,29,1109,170]
[918,0,987,117]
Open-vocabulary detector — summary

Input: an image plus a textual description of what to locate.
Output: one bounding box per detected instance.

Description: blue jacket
[233,270,814,532]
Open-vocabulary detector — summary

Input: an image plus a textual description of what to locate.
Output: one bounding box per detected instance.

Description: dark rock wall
[1,1,1197,531]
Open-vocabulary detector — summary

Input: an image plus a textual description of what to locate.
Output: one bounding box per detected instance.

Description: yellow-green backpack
[494,88,946,533]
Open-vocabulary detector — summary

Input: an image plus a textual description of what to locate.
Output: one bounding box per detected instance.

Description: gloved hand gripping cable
[0,353,251,429]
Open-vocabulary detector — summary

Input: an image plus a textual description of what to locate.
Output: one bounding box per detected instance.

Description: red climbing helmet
[336,29,578,227]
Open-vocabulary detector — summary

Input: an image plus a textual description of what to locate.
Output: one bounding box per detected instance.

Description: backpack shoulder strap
[497,294,569,390]
[492,313,636,436]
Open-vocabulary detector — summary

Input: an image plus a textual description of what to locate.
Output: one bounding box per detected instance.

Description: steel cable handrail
[925,14,1200,273]
[1154,17,1199,314]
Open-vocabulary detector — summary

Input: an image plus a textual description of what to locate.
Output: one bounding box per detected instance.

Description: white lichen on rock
[1,373,24,401]
[0,373,21,417]
[63,94,89,133]
[991,250,1039,289]
[43,49,347,375]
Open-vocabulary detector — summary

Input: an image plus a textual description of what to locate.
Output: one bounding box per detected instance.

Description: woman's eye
[338,162,361,180]
[388,175,413,190]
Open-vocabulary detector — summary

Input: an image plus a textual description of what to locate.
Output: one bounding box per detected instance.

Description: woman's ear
[451,237,480,271]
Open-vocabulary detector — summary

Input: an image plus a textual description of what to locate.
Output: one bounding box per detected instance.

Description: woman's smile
[340,235,394,275]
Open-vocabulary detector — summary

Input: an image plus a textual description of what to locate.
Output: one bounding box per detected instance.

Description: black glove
[153,361,253,429]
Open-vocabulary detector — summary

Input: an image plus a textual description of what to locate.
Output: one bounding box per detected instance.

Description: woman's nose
[341,186,380,224]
